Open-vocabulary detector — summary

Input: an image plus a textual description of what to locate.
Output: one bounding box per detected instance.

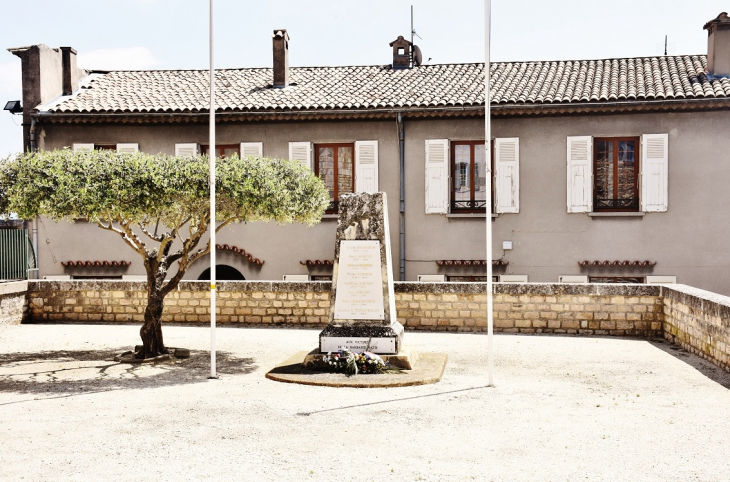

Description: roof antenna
[664,35,668,56]
[410,5,424,67]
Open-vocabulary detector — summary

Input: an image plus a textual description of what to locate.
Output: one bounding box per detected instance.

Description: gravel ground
[0,324,729,482]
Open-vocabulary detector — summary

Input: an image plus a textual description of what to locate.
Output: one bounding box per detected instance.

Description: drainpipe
[397,112,405,281]
[30,117,39,279]
[29,117,37,153]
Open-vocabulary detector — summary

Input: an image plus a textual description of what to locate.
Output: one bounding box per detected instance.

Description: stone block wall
[17,281,730,372]
[0,281,28,325]
[26,281,662,337]
[663,285,730,372]
[396,283,663,336]
[26,281,331,325]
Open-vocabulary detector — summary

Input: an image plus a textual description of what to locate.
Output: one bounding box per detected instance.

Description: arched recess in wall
[197,265,245,281]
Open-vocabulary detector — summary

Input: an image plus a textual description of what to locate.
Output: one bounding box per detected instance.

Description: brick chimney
[272,29,289,88]
[704,12,730,77]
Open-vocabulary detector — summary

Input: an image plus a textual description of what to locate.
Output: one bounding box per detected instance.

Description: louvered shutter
[116,143,139,153]
[425,139,449,214]
[175,143,198,157]
[289,142,312,170]
[495,138,519,213]
[566,136,593,213]
[641,134,668,212]
[240,142,263,158]
[72,143,94,152]
[355,140,378,193]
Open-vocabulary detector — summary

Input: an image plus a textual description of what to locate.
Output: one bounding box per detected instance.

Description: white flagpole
[485,0,494,387]
[209,0,217,379]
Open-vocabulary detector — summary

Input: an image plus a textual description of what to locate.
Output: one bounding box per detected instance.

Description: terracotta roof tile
[44,55,728,115]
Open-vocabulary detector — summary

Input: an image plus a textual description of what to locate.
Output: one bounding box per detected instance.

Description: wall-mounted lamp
[4,100,22,114]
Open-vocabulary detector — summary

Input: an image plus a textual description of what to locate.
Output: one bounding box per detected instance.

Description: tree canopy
[0,148,330,358]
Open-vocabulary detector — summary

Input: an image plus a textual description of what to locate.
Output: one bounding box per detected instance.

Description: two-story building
[7,13,730,295]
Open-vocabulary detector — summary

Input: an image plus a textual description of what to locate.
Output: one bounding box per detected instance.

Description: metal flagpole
[485,0,494,387]
[209,0,218,379]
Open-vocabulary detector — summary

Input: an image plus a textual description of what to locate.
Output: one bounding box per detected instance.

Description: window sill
[588,212,645,218]
[446,213,499,218]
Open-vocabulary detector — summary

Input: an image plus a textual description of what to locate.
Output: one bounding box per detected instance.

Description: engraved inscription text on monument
[332,240,385,320]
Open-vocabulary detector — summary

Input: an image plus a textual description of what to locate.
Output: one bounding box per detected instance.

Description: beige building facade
[7,14,730,295]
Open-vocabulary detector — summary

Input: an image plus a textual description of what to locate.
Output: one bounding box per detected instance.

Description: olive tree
[0,149,329,358]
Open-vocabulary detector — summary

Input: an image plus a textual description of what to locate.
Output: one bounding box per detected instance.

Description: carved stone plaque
[333,240,385,320]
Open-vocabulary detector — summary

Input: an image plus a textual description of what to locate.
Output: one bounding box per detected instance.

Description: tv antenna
[410,5,424,66]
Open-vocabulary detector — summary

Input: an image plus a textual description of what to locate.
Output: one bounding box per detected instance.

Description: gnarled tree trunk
[135,255,180,359]
[138,286,167,358]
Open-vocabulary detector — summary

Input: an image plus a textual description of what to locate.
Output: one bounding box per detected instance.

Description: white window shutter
[495,138,519,213]
[289,142,312,170]
[73,143,94,152]
[240,142,263,158]
[175,143,198,157]
[116,143,139,153]
[641,134,668,212]
[566,136,593,213]
[355,140,379,193]
[425,139,449,214]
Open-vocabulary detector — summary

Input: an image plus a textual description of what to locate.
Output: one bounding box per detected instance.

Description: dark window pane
[617,141,636,200]
[337,146,353,198]
[474,144,487,201]
[454,144,471,202]
[318,147,335,200]
[595,141,613,201]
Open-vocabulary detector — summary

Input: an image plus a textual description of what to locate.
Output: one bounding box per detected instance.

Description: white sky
[0,0,727,157]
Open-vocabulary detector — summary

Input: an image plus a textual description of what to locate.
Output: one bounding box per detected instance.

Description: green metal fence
[0,229,36,280]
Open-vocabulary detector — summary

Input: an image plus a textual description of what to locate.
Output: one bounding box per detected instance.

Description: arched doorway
[197,264,245,281]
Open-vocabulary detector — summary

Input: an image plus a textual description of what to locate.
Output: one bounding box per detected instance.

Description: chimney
[389,36,412,70]
[704,12,730,77]
[7,44,64,152]
[272,29,289,88]
[60,47,81,95]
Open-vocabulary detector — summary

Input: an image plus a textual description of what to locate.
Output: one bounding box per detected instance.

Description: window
[72,143,139,153]
[201,144,240,158]
[311,275,333,281]
[589,276,645,284]
[425,138,519,215]
[594,137,640,211]
[451,141,490,212]
[447,275,499,282]
[567,134,668,213]
[314,143,354,212]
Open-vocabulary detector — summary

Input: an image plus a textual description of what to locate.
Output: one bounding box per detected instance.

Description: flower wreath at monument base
[322,350,390,376]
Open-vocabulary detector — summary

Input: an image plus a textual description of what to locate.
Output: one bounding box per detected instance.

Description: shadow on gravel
[0,348,257,399]
[648,339,730,389]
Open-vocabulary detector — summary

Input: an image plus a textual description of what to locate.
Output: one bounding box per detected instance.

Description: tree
[0,149,329,358]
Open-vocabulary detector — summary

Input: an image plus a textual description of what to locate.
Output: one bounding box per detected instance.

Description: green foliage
[0,149,329,227]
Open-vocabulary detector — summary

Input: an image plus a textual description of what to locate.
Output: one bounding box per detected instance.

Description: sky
[0,0,727,157]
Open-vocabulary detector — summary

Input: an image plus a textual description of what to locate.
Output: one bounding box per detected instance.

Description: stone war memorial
[268,192,447,387]
[320,192,403,355]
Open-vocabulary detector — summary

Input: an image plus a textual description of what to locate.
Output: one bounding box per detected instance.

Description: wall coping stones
[663,284,730,319]
[26,280,664,297]
[396,282,661,296]
[0,281,28,296]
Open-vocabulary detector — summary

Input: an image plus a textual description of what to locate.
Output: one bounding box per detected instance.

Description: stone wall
[0,281,28,325]
[18,281,730,371]
[25,281,663,337]
[398,283,663,336]
[663,285,730,372]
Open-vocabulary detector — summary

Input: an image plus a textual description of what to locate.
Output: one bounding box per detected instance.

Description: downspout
[30,117,39,279]
[397,112,405,281]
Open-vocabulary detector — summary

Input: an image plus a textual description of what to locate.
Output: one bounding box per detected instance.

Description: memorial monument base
[319,321,404,355]
[303,345,418,370]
